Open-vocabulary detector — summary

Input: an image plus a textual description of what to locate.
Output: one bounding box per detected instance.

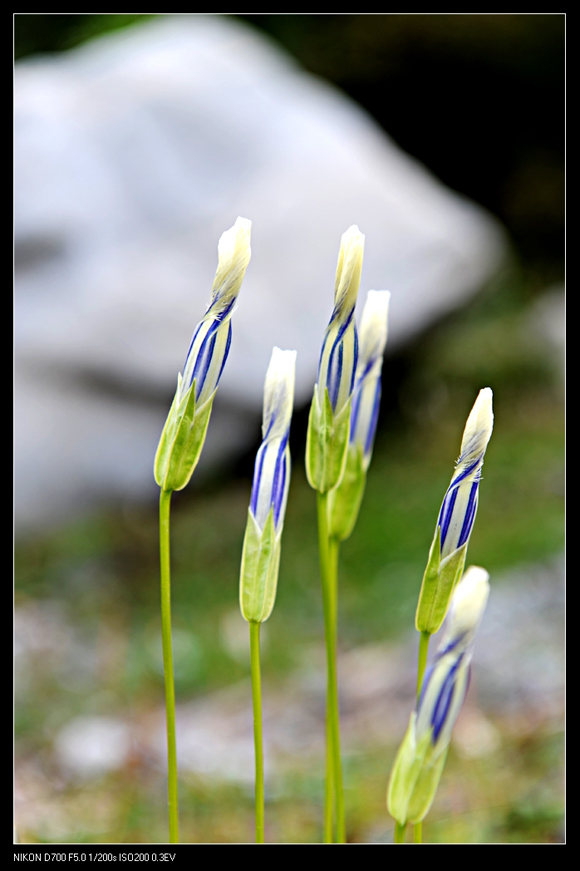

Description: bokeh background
[14,14,564,844]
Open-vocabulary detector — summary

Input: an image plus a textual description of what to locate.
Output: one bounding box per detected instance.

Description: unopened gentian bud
[154,218,251,492]
[415,388,494,634]
[240,348,297,624]
[306,226,364,493]
[388,566,490,826]
[328,290,390,540]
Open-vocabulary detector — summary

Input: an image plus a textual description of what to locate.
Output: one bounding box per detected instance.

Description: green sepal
[406,745,448,825]
[154,378,215,492]
[387,713,431,826]
[154,381,182,488]
[239,508,281,624]
[387,714,449,826]
[415,527,468,635]
[327,443,367,541]
[305,387,351,494]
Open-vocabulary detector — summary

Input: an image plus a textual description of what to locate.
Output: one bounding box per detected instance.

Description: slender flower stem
[158,487,179,844]
[249,621,265,843]
[416,630,431,702]
[411,630,431,844]
[394,821,407,843]
[317,492,345,843]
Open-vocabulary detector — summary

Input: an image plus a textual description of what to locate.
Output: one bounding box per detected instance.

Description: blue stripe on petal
[457,480,479,548]
[183,320,205,375]
[193,331,217,399]
[329,342,344,411]
[349,390,362,445]
[215,320,232,388]
[250,444,267,518]
[350,326,359,395]
[449,455,482,488]
[364,378,382,458]
[325,308,355,410]
[431,655,463,742]
[272,440,289,528]
[439,486,458,548]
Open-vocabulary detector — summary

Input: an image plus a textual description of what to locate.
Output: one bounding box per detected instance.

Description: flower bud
[306,226,364,493]
[328,291,390,540]
[388,566,490,826]
[154,218,251,492]
[240,348,296,624]
[415,389,493,634]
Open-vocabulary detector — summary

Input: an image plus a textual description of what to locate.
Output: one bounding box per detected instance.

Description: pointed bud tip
[218,216,252,260]
[269,346,297,370]
[263,346,297,438]
[467,387,494,433]
[359,290,391,358]
[334,225,365,314]
[341,224,365,246]
[460,387,494,460]
[265,346,297,393]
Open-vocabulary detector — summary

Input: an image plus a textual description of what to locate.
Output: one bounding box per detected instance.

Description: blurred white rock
[14,14,508,533]
[54,715,131,780]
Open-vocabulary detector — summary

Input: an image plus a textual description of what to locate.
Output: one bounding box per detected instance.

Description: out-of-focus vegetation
[15,14,564,844]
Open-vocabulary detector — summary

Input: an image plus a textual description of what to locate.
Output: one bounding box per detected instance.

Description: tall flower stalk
[306,226,365,842]
[408,387,493,843]
[240,347,297,843]
[153,217,252,842]
[323,289,389,841]
[388,566,490,842]
[414,388,494,690]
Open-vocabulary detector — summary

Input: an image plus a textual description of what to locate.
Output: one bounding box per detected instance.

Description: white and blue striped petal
[327,290,390,541]
[249,348,297,534]
[388,567,490,825]
[240,348,297,624]
[437,388,494,559]
[180,217,251,408]
[415,388,493,634]
[154,217,251,492]
[416,566,490,754]
[316,226,364,416]
[349,290,390,468]
[306,227,364,494]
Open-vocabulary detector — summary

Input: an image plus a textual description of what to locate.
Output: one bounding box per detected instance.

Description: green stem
[416,630,431,703]
[317,492,345,844]
[394,821,407,843]
[159,488,179,844]
[413,630,431,844]
[249,621,265,843]
[324,712,334,843]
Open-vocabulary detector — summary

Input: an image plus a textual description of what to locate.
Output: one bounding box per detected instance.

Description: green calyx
[415,527,467,635]
[305,387,351,495]
[387,713,448,826]
[239,508,281,624]
[327,443,367,541]
[154,377,215,493]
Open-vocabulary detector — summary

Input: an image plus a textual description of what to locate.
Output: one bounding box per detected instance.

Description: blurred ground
[14,14,564,844]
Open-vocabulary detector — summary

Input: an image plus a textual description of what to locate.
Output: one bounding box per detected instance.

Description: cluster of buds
[415,388,494,635]
[306,226,364,494]
[328,290,390,541]
[239,347,297,624]
[154,218,252,493]
[388,565,490,826]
